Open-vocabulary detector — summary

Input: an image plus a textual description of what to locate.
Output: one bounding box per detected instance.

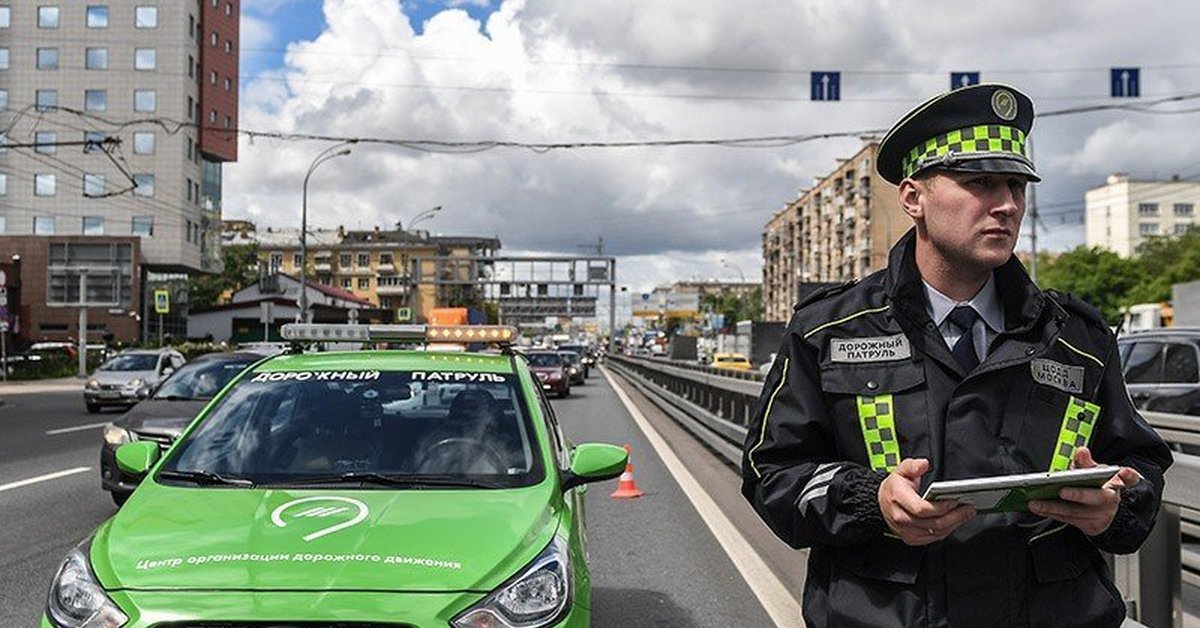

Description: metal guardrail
[606,354,1200,628]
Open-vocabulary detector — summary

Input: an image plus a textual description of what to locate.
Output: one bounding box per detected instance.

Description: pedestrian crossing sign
[154,290,170,314]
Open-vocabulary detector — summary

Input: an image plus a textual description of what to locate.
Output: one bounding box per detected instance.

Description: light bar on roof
[280,323,518,343]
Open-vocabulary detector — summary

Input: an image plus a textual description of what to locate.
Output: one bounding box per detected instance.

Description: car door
[1157,341,1200,415]
[1121,340,1163,410]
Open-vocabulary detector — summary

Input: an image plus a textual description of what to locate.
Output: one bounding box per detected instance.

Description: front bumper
[41,589,590,627]
[84,389,139,407]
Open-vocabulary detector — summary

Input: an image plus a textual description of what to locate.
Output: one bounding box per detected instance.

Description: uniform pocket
[1027,528,1125,628]
[820,363,929,471]
[819,362,925,396]
[827,543,925,627]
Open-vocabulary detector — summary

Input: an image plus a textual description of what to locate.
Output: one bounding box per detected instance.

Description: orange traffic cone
[610,444,644,499]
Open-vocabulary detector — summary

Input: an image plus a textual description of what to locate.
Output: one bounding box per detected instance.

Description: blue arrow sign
[950,72,980,89]
[1111,67,1140,98]
[811,72,841,101]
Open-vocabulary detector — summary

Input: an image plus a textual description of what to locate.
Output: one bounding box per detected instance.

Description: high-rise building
[761,141,908,322]
[0,1,239,345]
[1086,173,1200,257]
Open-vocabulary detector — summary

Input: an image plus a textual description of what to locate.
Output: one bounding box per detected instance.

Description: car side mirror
[115,441,160,477]
[161,366,175,377]
[562,443,628,491]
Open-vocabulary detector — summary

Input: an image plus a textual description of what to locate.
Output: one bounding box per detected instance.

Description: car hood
[93,483,561,593]
[115,400,209,434]
[529,365,562,373]
[92,370,157,386]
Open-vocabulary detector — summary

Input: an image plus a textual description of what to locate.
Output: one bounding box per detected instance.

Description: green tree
[1036,246,1141,324]
[188,244,261,310]
[1127,229,1200,303]
[703,287,764,330]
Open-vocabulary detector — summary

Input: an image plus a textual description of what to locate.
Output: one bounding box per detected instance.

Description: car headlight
[569,367,578,374]
[86,380,100,390]
[452,536,571,628]
[123,379,143,390]
[46,541,128,628]
[102,424,130,447]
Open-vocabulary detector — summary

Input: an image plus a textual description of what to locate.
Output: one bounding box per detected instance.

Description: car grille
[130,430,175,451]
[154,623,413,627]
[100,383,124,391]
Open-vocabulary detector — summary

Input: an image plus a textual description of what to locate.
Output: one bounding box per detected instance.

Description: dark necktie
[947,305,980,372]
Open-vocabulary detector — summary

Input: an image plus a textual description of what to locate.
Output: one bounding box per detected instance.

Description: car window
[1163,342,1200,384]
[99,354,159,371]
[161,370,544,487]
[1122,342,1164,384]
[154,359,254,400]
[528,353,562,367]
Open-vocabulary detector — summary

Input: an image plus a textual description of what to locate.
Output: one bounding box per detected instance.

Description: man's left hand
[1028,447,1142,537]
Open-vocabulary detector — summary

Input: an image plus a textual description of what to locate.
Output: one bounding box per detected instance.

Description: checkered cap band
[901,125,1028,178]
[1049,396,1101,472]
[857,394,901,472]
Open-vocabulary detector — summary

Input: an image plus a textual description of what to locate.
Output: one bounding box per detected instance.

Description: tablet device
[921,466,1120,513]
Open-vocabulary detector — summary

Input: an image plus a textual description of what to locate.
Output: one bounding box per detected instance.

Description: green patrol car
[43,324,628,628]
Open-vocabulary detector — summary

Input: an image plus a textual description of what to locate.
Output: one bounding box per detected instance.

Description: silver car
[84,349,185,413]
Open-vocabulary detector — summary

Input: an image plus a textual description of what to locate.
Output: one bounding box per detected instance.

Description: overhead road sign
[1111,67,1140,98]
[951,72,980,90]
[811,72,841,101]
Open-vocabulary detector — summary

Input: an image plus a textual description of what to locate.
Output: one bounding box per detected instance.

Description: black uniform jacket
[742,230,1173,628]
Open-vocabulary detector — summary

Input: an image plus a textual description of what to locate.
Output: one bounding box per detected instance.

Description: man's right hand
[878,458,976,546]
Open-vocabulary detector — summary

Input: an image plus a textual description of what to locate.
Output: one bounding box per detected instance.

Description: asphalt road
[0,374,786,627]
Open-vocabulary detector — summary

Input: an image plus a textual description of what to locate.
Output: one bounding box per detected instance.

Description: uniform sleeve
[1087,333,1174,555]
[741,322,890,549]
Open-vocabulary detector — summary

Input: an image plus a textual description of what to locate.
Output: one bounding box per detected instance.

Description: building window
[225,40,233,54]
[132,216,153,236]
[37,48,59,70]
[1138,203,1160,216]
[1139,223,1161,236]
[1174,203,1195,217]
[187,96,195,121]
[0,48,8,70]
[85,89,107,112]
[34,216,55,234]
[85,48,108,69]
[36,90,57,111]
[0,172,7,195]
[87,5,108,27]
[209,109,217,123]
[84,131,107,153]
[186,137,193,160]
[224,115,231,129]
[380,252,393,265]
[133,132,154,154]
[135,6,157,28]
[35,174,56,196]
[185,177,192,202]
[357,253,369,267]
[134,48,156,70]
[358,278,370,290]
[132,173,155,197]
[0,90,6,110]
[210,70,217,84]
[83,216,104,235]
[134,89,156,112]
[188,14,194,37]
[338,253,351,267]
[210,31,218,46]
[188,54,194,78]
[225,2,231,16]
[35,131,56,154]
[0,6,9,28]
[1175,224,1192,236]
[293,253,302,268]
[341,278,352,289]
[224,77,231,91]
[0,216,5,233]
[84,173,105,196]
[38,6,59,28]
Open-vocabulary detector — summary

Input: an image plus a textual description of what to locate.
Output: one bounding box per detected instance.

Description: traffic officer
[741,83,1173,627]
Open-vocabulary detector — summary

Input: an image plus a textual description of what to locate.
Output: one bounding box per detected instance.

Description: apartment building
[0,0,239,344]
[762,141,907,322]
[1085,173,1200,257]
[233,223,501,323]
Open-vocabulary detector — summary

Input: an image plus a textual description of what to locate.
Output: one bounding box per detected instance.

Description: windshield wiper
[158,469,254,486]
[274,472,502,489]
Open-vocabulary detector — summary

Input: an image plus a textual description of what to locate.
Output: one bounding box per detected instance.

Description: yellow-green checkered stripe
[901,125,1028,178]
[1049,397,1101,472]
[857,394,900,472]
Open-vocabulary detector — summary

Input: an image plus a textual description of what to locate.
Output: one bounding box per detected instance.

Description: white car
[84,349,186,413]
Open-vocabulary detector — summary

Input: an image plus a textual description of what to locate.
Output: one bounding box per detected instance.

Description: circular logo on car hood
[271,496,370,542]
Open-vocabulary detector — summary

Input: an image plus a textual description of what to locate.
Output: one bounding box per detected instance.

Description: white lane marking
[603,367,802,628]
[45,421,110,435]
[0,467,91,494]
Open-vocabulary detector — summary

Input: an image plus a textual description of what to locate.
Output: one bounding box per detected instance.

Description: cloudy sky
[229,0,1200,294]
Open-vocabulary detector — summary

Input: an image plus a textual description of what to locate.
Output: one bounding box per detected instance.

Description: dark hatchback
[99,352,264,505]
[526,351,571,398]
[1118,328,1200,417]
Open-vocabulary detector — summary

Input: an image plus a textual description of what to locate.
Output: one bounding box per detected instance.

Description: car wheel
[110,491,130,507]
[86,403,101,414]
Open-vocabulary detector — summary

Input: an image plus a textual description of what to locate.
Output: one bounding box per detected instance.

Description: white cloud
[228,0,1200,309]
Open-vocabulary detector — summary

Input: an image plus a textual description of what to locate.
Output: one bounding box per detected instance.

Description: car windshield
[161,370,544,488]
[527,353,562,367]
[100,354,158,371]
[559,352,580,365]
[154,358,254,400]
[559,345,587,354]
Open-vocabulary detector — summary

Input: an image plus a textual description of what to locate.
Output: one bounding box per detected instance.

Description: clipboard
[921,466,1120,513]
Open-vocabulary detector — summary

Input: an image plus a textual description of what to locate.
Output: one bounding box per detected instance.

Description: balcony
[376,263,395,274]
[376,284,410,296]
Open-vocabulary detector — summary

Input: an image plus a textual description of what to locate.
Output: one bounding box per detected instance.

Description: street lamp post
[397,205,442,233]
[300,141,356,323]
[720,257,746,283]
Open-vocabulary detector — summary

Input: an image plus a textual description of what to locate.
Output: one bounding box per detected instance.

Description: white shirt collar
[923,273,1004,333]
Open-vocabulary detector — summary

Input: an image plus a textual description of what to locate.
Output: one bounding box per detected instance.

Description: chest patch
[830,334,911,363]
[1031,358,1084,394]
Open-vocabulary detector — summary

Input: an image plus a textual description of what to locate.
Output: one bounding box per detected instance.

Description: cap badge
[991,89,1018,121]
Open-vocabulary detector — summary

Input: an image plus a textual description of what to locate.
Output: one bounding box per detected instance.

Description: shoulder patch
[795,279,858,311]
[1045,289,1108,329]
